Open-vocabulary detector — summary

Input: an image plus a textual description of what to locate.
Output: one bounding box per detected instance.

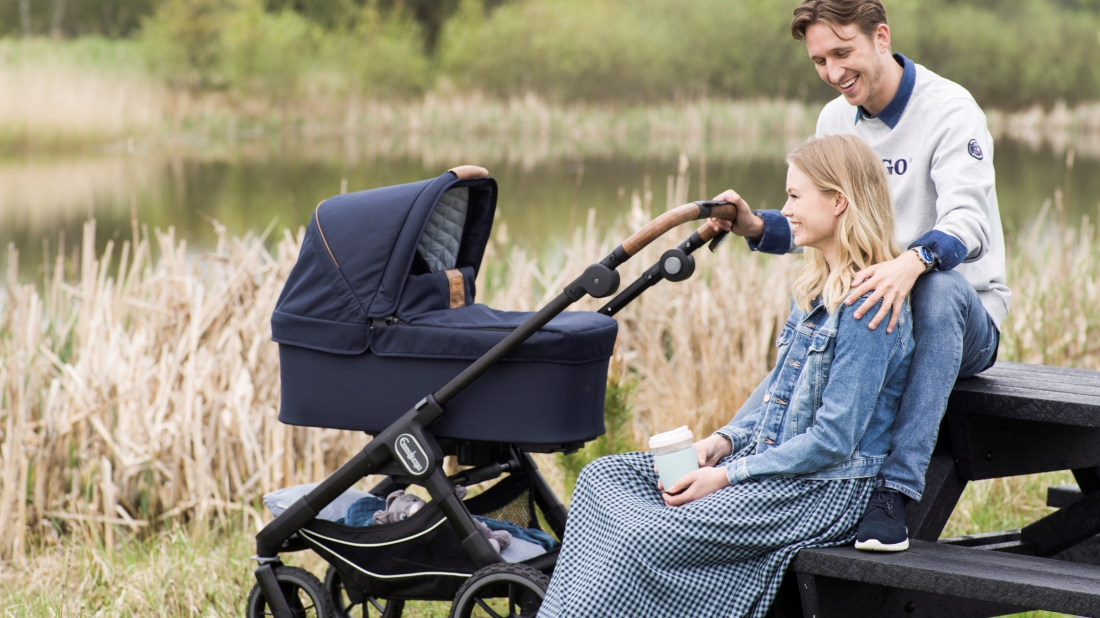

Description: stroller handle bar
[620,200,738,256]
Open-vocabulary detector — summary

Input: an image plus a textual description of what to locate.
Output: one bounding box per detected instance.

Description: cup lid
[648,425,693,449]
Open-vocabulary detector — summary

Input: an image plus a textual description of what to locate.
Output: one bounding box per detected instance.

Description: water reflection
[0,133,1094,279]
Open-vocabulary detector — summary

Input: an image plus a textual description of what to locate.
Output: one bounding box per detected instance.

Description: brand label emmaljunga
[395,434,426,475]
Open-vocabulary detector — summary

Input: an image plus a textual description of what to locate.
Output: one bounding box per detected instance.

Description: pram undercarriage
[251,165,738,617]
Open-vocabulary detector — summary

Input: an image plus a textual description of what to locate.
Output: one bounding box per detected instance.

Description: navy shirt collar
[855,53,915,129]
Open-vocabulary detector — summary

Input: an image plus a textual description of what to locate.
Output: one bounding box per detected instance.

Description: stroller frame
[253,166,739,615]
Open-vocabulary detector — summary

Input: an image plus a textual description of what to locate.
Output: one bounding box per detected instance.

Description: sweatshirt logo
[882,158,908,175]
[968,139,984,160]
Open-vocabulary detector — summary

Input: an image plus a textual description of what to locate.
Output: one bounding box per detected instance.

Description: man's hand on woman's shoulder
[708,190,765,240]
[845,250,926,334]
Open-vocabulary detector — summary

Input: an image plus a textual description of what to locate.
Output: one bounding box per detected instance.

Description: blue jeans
[879,270,999,501]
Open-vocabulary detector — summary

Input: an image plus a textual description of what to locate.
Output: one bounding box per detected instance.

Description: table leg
[906,418,968,541]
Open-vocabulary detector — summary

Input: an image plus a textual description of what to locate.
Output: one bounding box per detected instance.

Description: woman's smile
[781,163,846,268]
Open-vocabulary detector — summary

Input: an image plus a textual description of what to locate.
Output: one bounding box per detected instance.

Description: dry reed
[0,160,1098,572]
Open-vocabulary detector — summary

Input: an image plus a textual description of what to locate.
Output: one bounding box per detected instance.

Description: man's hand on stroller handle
[707,190,764,241]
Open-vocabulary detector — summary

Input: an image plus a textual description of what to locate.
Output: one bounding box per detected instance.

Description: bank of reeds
[0,167,1092,618]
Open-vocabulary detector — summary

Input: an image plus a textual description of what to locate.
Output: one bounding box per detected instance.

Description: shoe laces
[869,488,895,514]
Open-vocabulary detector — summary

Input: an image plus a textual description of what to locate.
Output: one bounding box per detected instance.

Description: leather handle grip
[449,165,489,179]
[621,202,740,256]
[622,204,700,256]
[696,221,721,242]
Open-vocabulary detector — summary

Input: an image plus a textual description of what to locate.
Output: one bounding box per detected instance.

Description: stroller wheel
[324,565,405,618]
[449,563,550,618]
[246,565,337,618]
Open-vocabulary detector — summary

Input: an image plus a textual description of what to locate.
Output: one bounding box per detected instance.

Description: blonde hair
[787,134,900,313]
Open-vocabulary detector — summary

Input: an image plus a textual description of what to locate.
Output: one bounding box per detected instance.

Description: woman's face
[781,164,846,255]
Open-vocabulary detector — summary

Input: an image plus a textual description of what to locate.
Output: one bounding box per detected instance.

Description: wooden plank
[955,414,1100,479]
[1050,484,1084,508]
[790,540,1100,616]
[947,389,1100,428]
[1022,489,1100,557]
[982,362,1100,383]
[957,374,1100,398]
[801,574,1030,618]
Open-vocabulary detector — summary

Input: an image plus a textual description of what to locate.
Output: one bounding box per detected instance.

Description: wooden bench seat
[771,362,1100,617]
[789,540,1100,617]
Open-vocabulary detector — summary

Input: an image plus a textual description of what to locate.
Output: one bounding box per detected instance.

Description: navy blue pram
[272,166,616,447]
[249,166,738,618]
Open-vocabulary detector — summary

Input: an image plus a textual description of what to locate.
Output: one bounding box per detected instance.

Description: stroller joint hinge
[599,245,630,269]
[566,264,621,300]
[414,395,445,423]
[250,554,281,565]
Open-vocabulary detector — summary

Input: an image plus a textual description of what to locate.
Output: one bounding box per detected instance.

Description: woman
[537,134,914,618]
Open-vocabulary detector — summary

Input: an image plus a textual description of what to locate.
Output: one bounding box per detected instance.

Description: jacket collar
[855,53,915,129]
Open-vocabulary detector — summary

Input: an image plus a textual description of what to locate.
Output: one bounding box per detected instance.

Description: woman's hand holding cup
[694,434,733,467]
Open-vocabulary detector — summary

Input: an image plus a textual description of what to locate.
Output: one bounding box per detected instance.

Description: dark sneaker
[854,487,910,551]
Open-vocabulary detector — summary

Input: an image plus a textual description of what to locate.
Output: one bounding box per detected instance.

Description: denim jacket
[715,294,913,483]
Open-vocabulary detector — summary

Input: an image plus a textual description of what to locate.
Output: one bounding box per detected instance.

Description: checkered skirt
[537,451,874,618]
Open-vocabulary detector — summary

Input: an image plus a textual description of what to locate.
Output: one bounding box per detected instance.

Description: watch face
[917,247,934,264]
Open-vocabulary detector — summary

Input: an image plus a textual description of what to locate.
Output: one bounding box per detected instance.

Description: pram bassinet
[272,170,618,448]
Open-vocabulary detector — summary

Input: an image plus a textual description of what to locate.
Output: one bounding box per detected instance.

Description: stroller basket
[300,474,544,601]
[272,169,617,448]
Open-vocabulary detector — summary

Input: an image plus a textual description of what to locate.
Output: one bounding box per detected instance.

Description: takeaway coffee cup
[649,425,699,491]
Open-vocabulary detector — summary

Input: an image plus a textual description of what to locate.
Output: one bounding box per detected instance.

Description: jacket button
[763,394,771,403]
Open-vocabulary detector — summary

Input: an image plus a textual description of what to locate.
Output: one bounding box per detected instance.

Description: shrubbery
[436,0,1100,107]
[139,0,430,97]
[130,0,1100,107]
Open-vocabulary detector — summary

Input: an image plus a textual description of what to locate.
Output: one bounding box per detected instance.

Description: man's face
[804,21,891,111]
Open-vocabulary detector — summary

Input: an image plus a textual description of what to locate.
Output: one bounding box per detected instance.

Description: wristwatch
[911,246,936,273]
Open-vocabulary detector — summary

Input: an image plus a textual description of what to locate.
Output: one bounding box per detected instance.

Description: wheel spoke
[508,583,519,618]
[475,597,506,618]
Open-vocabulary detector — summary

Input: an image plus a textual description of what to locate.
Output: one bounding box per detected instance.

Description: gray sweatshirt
[752,55,1010,329]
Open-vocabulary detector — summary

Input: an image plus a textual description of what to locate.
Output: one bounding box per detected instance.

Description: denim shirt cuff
[725,457,752,485]
[909,230,968,271]
[714,427,748,453]
[745,210,792,254]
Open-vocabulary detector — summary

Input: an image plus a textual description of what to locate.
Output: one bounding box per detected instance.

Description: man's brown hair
[790,0,888,42]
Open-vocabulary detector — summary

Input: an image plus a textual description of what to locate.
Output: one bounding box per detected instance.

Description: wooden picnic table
[771,362,1100,617]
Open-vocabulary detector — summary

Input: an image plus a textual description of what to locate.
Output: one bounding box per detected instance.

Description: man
[711,0,1009,551]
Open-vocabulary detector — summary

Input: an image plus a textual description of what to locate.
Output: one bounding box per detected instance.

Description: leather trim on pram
[314,203,340,269]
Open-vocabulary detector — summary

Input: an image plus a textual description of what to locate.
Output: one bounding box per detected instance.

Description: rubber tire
[449,563,551,618]
[324,565,406,618]
[246,565,337,618]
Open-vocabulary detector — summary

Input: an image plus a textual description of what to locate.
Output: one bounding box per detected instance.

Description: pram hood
[272,169,498,355]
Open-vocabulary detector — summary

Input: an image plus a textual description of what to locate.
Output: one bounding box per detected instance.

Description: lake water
[1,134,1094,278]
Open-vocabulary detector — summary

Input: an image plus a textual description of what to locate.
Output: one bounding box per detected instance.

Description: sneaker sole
[854,538,910,552]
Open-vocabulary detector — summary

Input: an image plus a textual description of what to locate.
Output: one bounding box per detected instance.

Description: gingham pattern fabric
[416,187,468,272]
[538,451,874,618]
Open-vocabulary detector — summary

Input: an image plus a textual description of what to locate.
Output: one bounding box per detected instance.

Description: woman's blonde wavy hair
[788,134,901,313]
